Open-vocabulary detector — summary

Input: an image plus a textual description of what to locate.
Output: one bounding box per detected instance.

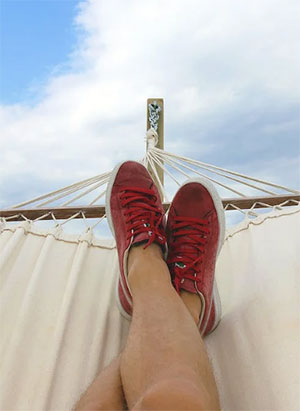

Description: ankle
[128,243,163,273]
[180,291,202,325]
[127,243,170,292]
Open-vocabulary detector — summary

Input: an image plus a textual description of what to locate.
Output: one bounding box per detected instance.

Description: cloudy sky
[0,0,299,214]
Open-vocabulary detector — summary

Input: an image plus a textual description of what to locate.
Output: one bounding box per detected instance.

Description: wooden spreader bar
[0,194,299,221]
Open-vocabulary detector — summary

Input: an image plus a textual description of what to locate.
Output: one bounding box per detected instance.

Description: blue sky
[0,0,299,230]
[1,0,79,104]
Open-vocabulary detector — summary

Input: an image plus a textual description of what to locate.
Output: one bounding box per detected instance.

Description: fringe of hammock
[1,195,299,223]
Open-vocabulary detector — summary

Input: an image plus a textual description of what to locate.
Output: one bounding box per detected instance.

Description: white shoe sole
[105,162,134,321]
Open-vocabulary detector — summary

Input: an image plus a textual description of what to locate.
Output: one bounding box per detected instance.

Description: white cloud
[0,0,299,208]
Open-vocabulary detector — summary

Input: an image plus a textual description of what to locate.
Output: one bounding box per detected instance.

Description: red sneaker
[106,161,167,319]
[166,178,225,336]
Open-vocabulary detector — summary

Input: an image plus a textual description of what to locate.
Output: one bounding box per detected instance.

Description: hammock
[1,100,299,410]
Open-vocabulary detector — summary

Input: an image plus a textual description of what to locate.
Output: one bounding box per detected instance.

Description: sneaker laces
[167,216,210,293]
[120,186,166,247]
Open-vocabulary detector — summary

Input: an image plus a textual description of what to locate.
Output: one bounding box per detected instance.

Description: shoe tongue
[130,220,152,245]
[180,279,196,293]
[132,232,150,246]
[174,262,198,293]
[179,244,198,254]
[132,230,167,257]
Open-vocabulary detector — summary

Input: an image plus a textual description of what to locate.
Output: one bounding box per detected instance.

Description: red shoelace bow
[167,216,210,293]
[120,186,166,247]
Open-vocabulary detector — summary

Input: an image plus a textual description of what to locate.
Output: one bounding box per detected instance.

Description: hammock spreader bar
[1,194,299,221]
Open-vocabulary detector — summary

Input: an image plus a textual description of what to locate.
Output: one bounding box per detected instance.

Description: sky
[0,0,299,227]
[1,0,79,104]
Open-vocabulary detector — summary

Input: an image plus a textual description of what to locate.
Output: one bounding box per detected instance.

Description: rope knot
[146,128,159,149]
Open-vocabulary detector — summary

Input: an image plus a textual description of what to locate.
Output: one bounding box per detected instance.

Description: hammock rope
[10,171,111,209]
[1,132,299,229]
[149,149,277,196]
[151,147,299,195]
[148,150,247,197]
[1,198,299,236]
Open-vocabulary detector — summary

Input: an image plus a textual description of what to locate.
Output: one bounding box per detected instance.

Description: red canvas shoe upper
[167,181,221,335]
[107,161,166,316]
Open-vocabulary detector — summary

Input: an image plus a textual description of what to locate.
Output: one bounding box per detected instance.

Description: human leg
[73,254,219,411]
[74,248,219,411]
[105,161,223,410]
[75,356,126,411]
[180,290,203,325]
[120,243,220,410]
[166,179,225,336]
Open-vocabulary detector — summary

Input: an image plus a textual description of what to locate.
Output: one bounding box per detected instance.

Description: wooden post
[146,98,164,199]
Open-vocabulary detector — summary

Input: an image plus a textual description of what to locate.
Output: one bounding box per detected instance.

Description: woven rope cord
[10,171,111,209]
[150,149,277,196]
[152,147,299,195]
[150,150,246,197]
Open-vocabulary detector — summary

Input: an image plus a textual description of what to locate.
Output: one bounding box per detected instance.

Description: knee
[133,378,220,411]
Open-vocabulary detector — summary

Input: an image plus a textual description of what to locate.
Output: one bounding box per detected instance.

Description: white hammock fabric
[1,206,299,411]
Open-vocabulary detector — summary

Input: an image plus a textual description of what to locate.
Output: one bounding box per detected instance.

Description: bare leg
[180,291,202,325]
[75,356,126,411]
[121,243,220,410]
